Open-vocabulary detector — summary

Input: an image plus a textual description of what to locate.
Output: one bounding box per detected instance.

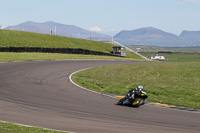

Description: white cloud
[89,26,103,32]
[89,27,119,36]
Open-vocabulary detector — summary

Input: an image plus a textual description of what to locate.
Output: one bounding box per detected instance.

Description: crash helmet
[137,85,143,91]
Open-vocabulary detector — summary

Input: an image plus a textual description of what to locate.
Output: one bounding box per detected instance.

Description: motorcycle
[117,90,148,107]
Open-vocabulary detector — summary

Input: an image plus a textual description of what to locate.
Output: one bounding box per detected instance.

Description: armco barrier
[0,47,118,57]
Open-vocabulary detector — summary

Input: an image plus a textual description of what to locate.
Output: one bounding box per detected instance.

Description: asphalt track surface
[0,60,200,133]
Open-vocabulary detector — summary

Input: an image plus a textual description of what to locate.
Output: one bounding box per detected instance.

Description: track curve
[0,60,199,133]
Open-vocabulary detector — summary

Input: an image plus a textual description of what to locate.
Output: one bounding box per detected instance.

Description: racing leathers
[124,87,145,105]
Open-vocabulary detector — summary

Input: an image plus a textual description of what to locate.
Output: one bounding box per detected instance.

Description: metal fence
[2,26,112,42]
[0,47,118,57]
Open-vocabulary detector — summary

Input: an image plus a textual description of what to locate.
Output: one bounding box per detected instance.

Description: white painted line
[69,67,119,99]
[0,120,74,133]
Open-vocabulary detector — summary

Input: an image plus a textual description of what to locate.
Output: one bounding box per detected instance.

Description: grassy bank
[73,62,200,109]
[0,30,113,53]
[0,121,67,133]
[0,30,142,60]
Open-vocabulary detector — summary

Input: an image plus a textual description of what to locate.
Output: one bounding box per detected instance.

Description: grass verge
[72,62,200,109]
[0,121,67,133]
[0,52,144,62]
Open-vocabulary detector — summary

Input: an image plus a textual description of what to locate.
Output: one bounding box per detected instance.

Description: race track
[0,60,199,133]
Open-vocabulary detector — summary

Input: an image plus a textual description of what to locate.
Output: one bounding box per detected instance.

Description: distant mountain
[7,21,111,41]
[115,27,177,38]
[114,27,200,47]
[179,30,200,46]
[180,30,200,38]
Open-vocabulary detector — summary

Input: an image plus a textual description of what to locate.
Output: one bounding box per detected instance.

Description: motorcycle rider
[124,85,145,105]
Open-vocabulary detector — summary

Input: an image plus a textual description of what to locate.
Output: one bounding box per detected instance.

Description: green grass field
[140,52,200,62]
[128,45,200,53]
[73,62,200,109]
[0,121,67,133]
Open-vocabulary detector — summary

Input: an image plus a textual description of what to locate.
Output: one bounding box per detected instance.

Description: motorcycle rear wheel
[117,98,126,105]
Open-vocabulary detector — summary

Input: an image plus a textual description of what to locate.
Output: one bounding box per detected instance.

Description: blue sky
[1,0,200,35]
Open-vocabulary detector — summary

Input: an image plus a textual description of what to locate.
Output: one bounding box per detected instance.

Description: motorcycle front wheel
[132,98,144,107]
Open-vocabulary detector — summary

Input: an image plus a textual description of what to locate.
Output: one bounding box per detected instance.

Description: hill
[0,30,113,53]
[7,21,111,41]
[115,27,177,38]
[179,30,200,46]
[114,27,200,47]
[180,30,200,38]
